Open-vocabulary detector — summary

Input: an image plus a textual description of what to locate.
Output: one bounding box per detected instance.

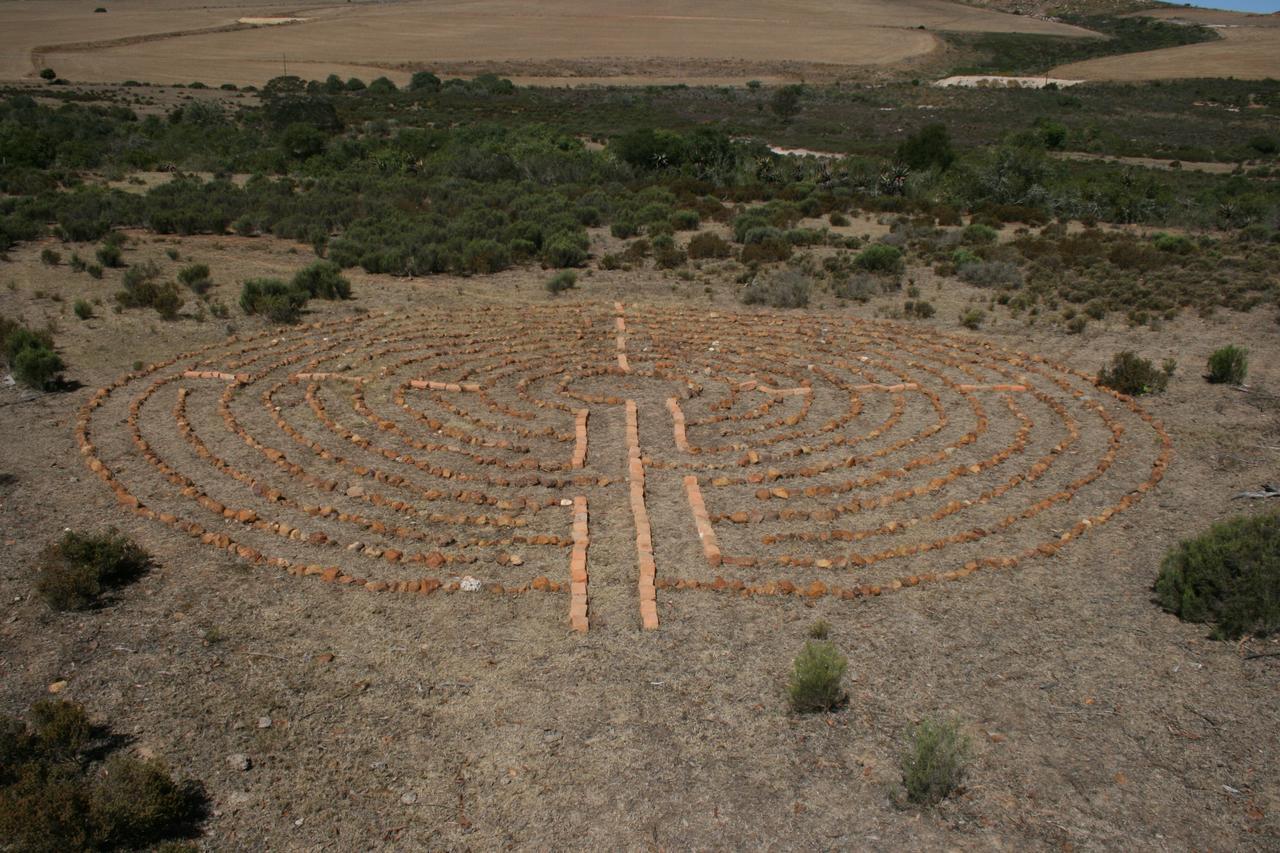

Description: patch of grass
[787,640,846,713]
[901,717,971,806]
[1206,345,1248,385]
[35,528,151,611]
[1097,351,1172,396]
[1154,511,1280,639]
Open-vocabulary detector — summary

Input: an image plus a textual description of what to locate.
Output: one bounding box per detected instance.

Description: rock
[400,791,418,805]
[47,680,67,694]
[257,716,272,729]
[227,753,252,771]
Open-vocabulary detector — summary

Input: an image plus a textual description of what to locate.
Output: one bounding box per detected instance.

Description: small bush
[833,273,886,302]
[829,212,850,227]
[787,641,847,713]
[3,321,63,390]
[290,260,351,299]
[240,278,307,324]
[959,307,985,329]
[542,235,588,268]
[545,270,577,294]
[73,299,93,320]
[40,248,61,266]
[740,271,810,309]
[1154,511,1279,639]
[69,253,86,272]
[91,756,206,850]
[740,237,793,264]
[1097,350,1172,396]
[36,528,150,611]
[1153,232,1194,254]
[958,260,1023,289]
[176,263,212,295]
[962,223,999,245]
[670,209,700,231]
[1206,345,1248,385]
[904,299,935,319]
[901,717,971,805]
[87,264,103,279]
[855,244,904,274]
[808,620,830,640]
[29,700,92,760]
[687,232,731,259]
[95,243,123,269]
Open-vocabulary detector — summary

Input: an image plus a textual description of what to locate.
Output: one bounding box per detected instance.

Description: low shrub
[687,232,731,260]
[35,528,150,611]
[833,273,886,302]
[740,237,793,264]
[1206,345,1248,385]
[1153,232,1194,254]
[855,244,904,274]
[959,307,985,329]
[73,299,93,320]
[95,242,122,269]
[670,209,700,231]
[1154,511,1279,639]
[176,263,212,295]
[740,271,810,309]
[239,278,307,324]
[1097,350,1172,396]
[787,641,847,713]
[291,261,351,299]
[40,248,61,266]
[904,299,936,319]
[542,235,588,268]
[2,319,63,390]
[545,270,577,294]
[962,223,999,244]
[901,717,971,805]
[958,260,1023,289]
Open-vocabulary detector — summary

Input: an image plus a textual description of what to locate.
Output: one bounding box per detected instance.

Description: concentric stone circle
[76,302,1172,630]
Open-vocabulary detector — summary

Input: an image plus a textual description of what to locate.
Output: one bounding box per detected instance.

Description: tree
[409,71,441,93]
[897,123,954,171]
[39,68,56,81]
[770,84,804,123]
[368,76,397,95]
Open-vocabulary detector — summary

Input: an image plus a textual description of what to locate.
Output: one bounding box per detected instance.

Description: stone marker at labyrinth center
[77,301,1171,632]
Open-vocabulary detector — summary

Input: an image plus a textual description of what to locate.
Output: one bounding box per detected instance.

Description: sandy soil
[1,229,1277,849]
[5,0,1099,87]
[1051,8,1280,81]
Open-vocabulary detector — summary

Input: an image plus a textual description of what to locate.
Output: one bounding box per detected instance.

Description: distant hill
[958,0,1158,16]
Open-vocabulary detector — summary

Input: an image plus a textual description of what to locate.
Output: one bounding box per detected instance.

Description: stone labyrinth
[77,302,1171,632]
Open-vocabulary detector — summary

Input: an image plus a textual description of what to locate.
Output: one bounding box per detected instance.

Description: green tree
[770,84,804,123]
[897,124,954,171]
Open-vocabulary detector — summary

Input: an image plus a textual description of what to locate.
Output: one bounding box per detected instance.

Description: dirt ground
[0,228,1277,850]
[1051,8,1280,82]
[4,0,1097,87]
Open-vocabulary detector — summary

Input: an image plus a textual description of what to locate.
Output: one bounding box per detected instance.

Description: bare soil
[1,230,1277,849]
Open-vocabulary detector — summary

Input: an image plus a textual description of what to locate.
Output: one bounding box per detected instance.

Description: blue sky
[1175,1,1280,10]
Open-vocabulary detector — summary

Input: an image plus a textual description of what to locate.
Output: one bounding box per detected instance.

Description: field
[1051,8,1280,81]
[6,0,1099,87]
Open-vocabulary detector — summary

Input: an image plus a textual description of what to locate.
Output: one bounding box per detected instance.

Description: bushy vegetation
[740,270,810,309]
[787,640,847,713]
[1206,345,1248,385]
[900,717,971,806]
[291,260,351,300]
[545,270,576,294]
[35,528,151,611]
[0,700,206,851]
[1097,351,1174,396]
[1,316,63,389]
[239,277,307,324]
[117,260,182,319]
[1154,512,1280,639]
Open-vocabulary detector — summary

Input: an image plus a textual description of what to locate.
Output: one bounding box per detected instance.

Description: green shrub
[904,299,935,319]
[40,248,61,266]
[461,239,510,275]
[901,717,971,805]
[959,307,985,329]
[28,700,92,760]
[855,244,904,274]
[670,209,700,231]
[1206,345,1248,385]
[542,235,588,268]
[1154,511,1279,639]
[740,236,793,264]
[91,756,205,850]
[176,263,211,295]
[829,212,850,227]
[73,299,93,320]
[39,68,57,81]
[740,271,810,309]
[962,223,999,245]
[1097,350,1172,396]
[897,123,954,171]
[69,253,86,273]
[787,641,846,713]
[95,243,122,268]
[687,232,731,259]
[36,528,150,611]
[409,71,442,92]
[239,277,307,324]
[545,270,577,293]
[833,273,885,302]
[291,260,351,299]
[1153,232,1194,254]
[86,264,103,279]
[2,321,63,390]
